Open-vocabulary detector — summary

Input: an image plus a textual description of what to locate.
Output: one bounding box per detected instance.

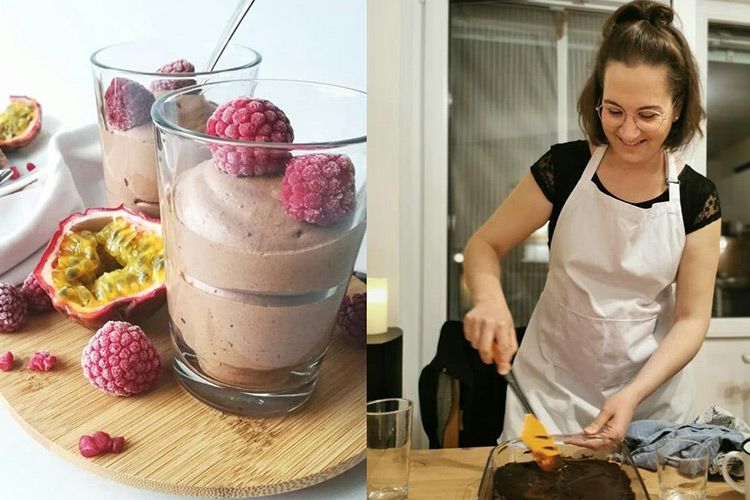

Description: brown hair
[577,0,705,151]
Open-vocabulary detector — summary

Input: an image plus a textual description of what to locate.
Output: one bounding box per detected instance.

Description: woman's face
[600,61,677,164]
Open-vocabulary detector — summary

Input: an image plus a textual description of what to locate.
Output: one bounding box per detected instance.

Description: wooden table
[408,447,743,499]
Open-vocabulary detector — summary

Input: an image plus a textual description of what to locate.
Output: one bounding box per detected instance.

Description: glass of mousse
[152,79,366,416]
[90,41,262,218]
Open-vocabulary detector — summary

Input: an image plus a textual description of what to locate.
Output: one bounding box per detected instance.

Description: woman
[462,0,721,442]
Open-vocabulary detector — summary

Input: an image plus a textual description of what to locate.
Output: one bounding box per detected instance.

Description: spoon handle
[205,0,257,72]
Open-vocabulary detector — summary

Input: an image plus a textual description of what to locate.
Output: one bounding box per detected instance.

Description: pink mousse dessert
[98,60,211,219]
[162,97,364,391]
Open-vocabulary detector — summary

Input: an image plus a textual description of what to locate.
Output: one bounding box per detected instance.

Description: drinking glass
[367,398,414,500]
[91,40,261,218]
[152,79,366,417]
[656,438,709,500]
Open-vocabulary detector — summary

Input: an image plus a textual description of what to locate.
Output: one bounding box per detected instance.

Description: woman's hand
[463,300,517,374]
[584,388,641,443]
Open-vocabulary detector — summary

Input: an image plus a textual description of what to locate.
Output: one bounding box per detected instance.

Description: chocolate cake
[492,458,635,499]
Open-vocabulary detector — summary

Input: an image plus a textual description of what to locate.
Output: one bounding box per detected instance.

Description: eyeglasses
[596,102,674,132]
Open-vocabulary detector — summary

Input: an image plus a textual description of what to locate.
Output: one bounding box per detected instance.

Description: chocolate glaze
[492,458,635,499]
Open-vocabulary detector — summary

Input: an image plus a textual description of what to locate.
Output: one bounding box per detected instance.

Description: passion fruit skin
[0,96,42,151]
[33,206,166,330]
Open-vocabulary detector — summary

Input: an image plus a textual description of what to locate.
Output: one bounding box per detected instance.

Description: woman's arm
[463,171,552,373]
[585,218,721,440]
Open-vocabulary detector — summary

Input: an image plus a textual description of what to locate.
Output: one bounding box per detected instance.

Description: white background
[0,1,366,499]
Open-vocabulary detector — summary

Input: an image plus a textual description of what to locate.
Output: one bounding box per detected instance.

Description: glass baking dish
[476,435,652,499]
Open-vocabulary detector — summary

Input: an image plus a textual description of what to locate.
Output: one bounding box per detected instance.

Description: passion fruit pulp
[34,206,166,329]
[0,96,42,150]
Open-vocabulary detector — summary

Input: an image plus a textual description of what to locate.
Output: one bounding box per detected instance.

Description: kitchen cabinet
[691,332,750,423]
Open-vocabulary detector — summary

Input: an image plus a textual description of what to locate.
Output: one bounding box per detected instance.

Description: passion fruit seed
[0,101,36,141]
[50,217,164,309]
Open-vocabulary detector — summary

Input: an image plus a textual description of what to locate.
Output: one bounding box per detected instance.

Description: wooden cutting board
[0,277,366,497]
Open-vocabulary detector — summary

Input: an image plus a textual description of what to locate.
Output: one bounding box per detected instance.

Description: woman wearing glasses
[462,0,721,442]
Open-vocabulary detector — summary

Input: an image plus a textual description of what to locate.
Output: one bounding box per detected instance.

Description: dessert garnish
[151,59,197,92]
[21,274,52,313]
[33,206,166,329]
[9,165,19,180]
[27,350,57,371]
[81,320,161,396]
[0,96,42,150]
[79,431,126,457]
[280,153,356,225]
[104,77,155,131]
[0,282,27,333]
[337,292,366,343]
[26,162,35,172]
[0,351,13,371]
[206,97,294,176]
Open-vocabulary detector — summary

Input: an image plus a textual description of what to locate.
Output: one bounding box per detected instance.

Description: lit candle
[367,278,388,334]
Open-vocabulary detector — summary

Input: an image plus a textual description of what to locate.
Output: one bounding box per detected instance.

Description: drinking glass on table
[656,438,709,500]
[367,398,413,500]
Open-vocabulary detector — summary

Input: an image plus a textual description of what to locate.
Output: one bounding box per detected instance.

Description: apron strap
[666,152,680,203]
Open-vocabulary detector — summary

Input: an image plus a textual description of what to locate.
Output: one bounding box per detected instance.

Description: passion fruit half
[33,206,166,329]
[0,96,42,150]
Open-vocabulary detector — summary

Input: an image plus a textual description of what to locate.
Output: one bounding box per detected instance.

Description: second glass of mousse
[90,40,262,218]
[152,79,367,417]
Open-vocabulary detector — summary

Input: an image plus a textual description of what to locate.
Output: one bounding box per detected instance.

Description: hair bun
[606,1,673,34]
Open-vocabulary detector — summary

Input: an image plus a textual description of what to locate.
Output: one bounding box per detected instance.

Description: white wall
[0,0,365,123]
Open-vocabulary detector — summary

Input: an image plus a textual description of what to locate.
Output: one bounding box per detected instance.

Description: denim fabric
[625,419,746,476]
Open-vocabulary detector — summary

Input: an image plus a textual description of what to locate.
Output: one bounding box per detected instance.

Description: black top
[530,140,721,245]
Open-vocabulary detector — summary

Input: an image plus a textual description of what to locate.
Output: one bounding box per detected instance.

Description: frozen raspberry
[78,431,126,457]
[0,283,27,333]
[91,431,112,451]
[104,77,155,131]
[20,274,52,313]
[111,436,125,453]
[0,351,13,371]
[337,293,366,343]
[28,350,57,371]
[151,59,197,92]
[81,321,161,396]
[206,97,294,176]
[26,162,35,172]
[9,166,19,180]
[79,435,102,457]
[280,154,356,225]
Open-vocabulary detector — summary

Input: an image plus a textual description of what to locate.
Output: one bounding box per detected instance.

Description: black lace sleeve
[681,169,721,234]
[529,149,555,203]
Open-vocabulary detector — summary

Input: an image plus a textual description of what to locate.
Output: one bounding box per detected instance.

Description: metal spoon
[204,0,257,72]
[0,168,13,187]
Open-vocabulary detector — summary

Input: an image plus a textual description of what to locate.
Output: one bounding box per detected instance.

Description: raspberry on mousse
[151,59,197,92]
[0,282,27,333]
[81,321,161,396]
[104,77,155,131]
[280,153,356,226]
[205,97,294,177]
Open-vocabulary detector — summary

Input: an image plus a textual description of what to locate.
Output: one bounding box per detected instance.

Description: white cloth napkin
[0,125,105,284]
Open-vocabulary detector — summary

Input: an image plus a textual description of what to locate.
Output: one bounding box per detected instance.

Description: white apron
[500,145,692,439]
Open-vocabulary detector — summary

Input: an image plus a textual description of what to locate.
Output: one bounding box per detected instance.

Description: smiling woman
[462,0,722,442]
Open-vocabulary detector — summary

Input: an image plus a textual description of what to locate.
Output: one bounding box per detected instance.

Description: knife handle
[504,370,536,417]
